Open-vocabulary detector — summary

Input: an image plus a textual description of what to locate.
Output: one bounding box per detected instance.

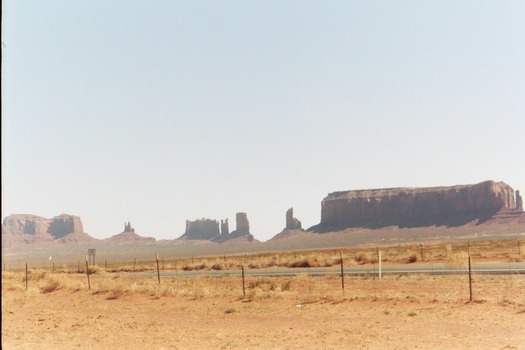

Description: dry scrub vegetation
[3,239,525,349]
[3,263,524,306]
[34,238,523,275]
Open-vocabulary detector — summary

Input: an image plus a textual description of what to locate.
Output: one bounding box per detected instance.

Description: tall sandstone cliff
[318,180,522,230]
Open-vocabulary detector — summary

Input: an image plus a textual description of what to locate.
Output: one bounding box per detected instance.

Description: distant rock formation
[124,221,135,233]
[181,213,254,242]
[517,190,523,212]
[313,180,523,231]
[219,219,230,240]
[104,221,156,245]
[269,208,304,241]
[2,214,84,239]
[181,218,220,240]
[2,214,96,249]
[286,208,302,230]
[232,212,250,236]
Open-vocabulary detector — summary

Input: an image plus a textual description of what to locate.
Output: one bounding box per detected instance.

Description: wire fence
[3,239,524,304]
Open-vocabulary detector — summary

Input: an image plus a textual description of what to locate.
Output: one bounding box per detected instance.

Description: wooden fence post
[156,254,161,284]
[340,251,345,297]
[25,260,28,291]
[241,265,246,298]
[468,242,472,302]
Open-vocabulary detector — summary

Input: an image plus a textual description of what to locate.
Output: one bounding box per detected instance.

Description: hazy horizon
[2,1,524,241]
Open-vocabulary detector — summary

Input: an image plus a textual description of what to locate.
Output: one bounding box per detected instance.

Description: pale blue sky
[2,1,524,241]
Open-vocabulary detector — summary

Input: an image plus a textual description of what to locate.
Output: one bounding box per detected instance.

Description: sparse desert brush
[446,250,468,267]
[26,268,47,281]
[182,263,208,271]
[210,263,223,270]
[281,280,292,291]
[40,275,63,293]
[106,285,126,300]
[87,265,105,274]
[154,285,176,298]
[406,253,418,263]
[286,259,311,268]
[354,253,369,265]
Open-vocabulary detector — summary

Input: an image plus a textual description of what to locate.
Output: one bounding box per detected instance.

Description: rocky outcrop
[105,221,156,244]
[47,214,84,239]
[124,221,135,233]
[181,218,221,240]
[181,213,254,242]
[233,213,250,236]
[286,208,302,230]
[314,180,522,231]
[2,214,96,250]
[2,214,84,239]
[215,212,254,242]
[517,191,523,212]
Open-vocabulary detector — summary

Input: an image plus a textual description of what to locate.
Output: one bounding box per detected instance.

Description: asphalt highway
[106,262,525,279]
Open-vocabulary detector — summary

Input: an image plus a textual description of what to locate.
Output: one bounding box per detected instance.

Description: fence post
[25,260,28,291]
[85,256,91,291]
[340,251,345,297]
[156,254,161,284]
[241,265,246,298]
[468,242,473,302]
[379,251,382,279]
[134,258,136,272]
[420,244,424,260]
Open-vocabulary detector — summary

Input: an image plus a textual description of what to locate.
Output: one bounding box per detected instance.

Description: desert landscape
[3,181,525,349]
[2,239,525,350]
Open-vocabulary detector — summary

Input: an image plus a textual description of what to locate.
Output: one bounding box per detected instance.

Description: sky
[2,1,524,242]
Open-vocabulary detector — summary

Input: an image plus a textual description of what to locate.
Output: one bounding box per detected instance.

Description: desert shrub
[354,253,369,265]
[40,276,62,293]
[281,280,292,291]
[248,279,276,291]
[87,265,104,274]
[286,259,310,268]
[406,253,418,263]
[25,269,48,282]
[210,263,223,270]
[193,263,207,271]
[106,285,125,300]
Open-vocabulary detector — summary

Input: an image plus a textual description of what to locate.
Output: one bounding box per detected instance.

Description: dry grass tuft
[40,276,62,293]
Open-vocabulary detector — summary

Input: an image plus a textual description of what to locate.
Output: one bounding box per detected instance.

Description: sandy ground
[2,272,525,350]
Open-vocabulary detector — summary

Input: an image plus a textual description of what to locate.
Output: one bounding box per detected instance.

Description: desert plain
[2,239,525,350]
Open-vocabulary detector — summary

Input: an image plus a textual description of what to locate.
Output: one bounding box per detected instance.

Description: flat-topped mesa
[319,180,521,230]
[2,214,84,239]
[182,218,220,240]
[286,208,302,230]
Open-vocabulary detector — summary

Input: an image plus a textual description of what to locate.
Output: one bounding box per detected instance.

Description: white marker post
[379,251,382,279]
